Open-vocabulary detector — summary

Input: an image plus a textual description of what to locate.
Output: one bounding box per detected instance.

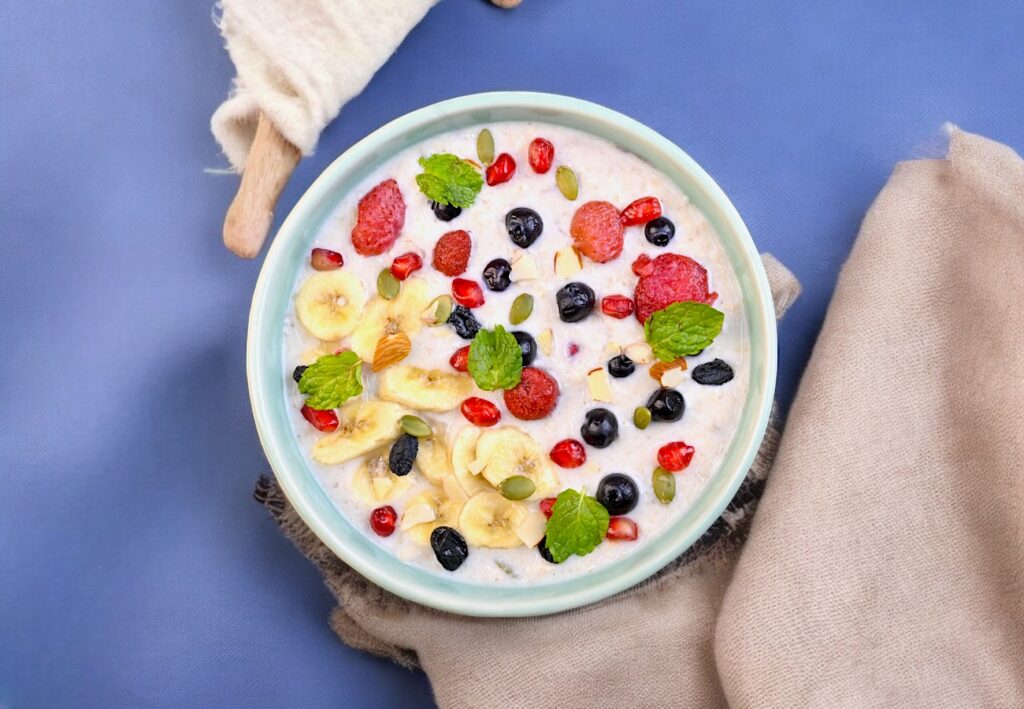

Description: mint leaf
[298,351,364,409]
[644,301,725,362]
[415,153,483,208]
[467,325,523,391]
[545,488,610,563]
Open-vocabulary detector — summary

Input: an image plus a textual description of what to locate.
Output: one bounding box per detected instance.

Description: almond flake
[649,357,688,385]
[537,328,554,356]
[510,251,540,282]
[515,510,548,548]
[587,367,614,403]
[624,342,655,364]
[553,246,584,278]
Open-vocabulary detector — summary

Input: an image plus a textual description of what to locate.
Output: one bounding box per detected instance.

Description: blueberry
[511,331,537,366]
[292,365,308,383]
[644,217,676,247]
[556,282,596,323]
[646,388,685,422]
[596,473,639,515]
[431,200,462,222]
[607,354,634,378]
[388,433,418,476]
[692,358,735,385]
[430,526,469,571]
[580,408,618,448]
[482,258,512,291]
[538,536,559,564]
[447,305,482,339]
[505,207,544,248]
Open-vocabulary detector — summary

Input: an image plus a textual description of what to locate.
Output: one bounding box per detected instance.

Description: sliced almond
[515,510,548,548]
[601,342,622,359]
[553,246,583,278]
[401,503,437,530]
[624,342,655,364]
[510,251,540,282]
[537,328,554,357]
[660,367,689,388]
[587,367,614,403]
[649,357,688,385]
[371,332,411,372]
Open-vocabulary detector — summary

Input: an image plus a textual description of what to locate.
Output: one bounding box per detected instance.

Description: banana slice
[349,278,431,361]
[458,491,528,548]
[295,271,367,341]
[415,435,453,486]
[403,488,464,545]
[311,400,408,465]
[449,426,490,496]
[474,427,559,499]
[351,455,412,504]
[378,365,475,412]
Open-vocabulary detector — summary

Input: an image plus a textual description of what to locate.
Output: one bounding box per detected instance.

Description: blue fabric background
[2,1,1022,706]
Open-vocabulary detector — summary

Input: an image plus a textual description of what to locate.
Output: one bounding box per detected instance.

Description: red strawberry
[549,439,586,468]
[461,397,501,427]
[452,278,485,308]
[539,497,557,519]
[620,196,662,226]
[528,138,555,173]
[370,506,397,537]
[310,248,343,271]
[657,441,695,472]
[486,153,516,186]
[432,229,472,276]
[301,404,339,432]
[351,179,406,256]
[631,253,655,277]
[606,517,639,541]
[634,254,718,322]
[600,294,635,319]
[503,367,559,420]
[570,201,625,263]
[390,252,422,281]
[449,345,470,372]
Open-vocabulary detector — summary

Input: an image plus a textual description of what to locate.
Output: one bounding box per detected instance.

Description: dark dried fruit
[292,365,308,383]
[388,433,418,476]
[511,331,537,366]
[607,354,634,378]
[644,217,676,247]
[556,282,596,323]
[646,388,685,422]
[482,258,512,291]
[581,408,618,448]
[538,535,560,564]
[431,526,469,571]
[447,305,482,339]
[431,200,462,222]
[596,473,639,515]
[505,207,544,248]
[691,359,735,385]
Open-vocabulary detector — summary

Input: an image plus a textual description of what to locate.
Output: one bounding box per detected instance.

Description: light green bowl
[248,92,776,617]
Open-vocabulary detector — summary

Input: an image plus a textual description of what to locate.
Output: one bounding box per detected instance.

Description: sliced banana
[295,271,367,341]
[350,455,412,504]
[449,426,490,496]
[458,491,528,548]
[378,365,475,412]
[349,278,431,361]
[403,488,463,545]
[474,427,559,499]
[311,400,408,465]
[415,435,453,485]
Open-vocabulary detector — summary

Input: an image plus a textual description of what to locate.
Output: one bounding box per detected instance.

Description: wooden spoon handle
[223,112,301,259]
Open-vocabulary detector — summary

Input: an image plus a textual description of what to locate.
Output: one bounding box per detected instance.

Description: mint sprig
[415,153,483,208]
[298,351,363,409]
[467,325,522,391]
[644,301,725,362]
[545,488,610,563]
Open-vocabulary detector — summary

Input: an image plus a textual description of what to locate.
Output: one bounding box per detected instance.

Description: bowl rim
[248,91,777,617]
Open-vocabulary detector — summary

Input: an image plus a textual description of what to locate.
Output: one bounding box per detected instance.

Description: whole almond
[372,332,411,372]
[649,357,688,385]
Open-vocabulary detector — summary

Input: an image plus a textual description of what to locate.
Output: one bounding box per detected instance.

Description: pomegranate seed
[601,294,635,319]
[549,439,587,468]
[528,138,555,173]
[606,517,639,541]
[461,397,501,427]
[539,497,557,519]
[452,278,485,308]
[450,345,470,372]
[568,343,580,358]
[370,506,397,537]
[390,252,422,281]
[631,253,655,277]
[620,196,662,226]
[485,153,516,186]
[657,442,695,472]
[310,248,343,271]
[301,404,339,432]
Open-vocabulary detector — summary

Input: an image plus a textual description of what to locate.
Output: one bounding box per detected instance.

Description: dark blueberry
[580,408,618,448]
[505,207,544,248]
[644,216,676,247]
[692,358,735,386]
[430,526,469,571]
[646,388,685,422]
[596,473,639,515]
[607,354,635,378]
[511,331,537,366]
[482,258,512,291]
[388,433,418,476]
[538,536,559,564]
[447,305,482,339]
[556,282,596,323]
[431,200,462,222]
[292,365,308,383]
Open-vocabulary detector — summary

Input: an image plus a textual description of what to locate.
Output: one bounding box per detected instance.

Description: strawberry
[310,248,343,271]
[390,252,422,281]
[449,345,470,372]
[631,253,655,277]
[461,397,501,427]
[451,278,485,308]
[620,196,662,226]
[657,441,695,472]
[528,138,555,174]
[432,229,472,276]
[485,153,516,186]
[504,367,559,420]
[634,254,718,322]
[606,517,639,541]
[600,294,635,319]
[370,506,397,537]
[570,201,625,263]
[301,404,339,432]
[539,497,557,519]
[549,439,586,468]
[351,179,406,256]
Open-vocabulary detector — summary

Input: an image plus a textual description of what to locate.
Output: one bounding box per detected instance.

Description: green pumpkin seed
[498,475,536,501]
[377,268,400,300]
[477,128,495,165]
[555,165,579,201]
[633,406,652,429]
[423,294,453,326]
[653,466,676,504]
[509,293,534,325]
[399,415,432,438]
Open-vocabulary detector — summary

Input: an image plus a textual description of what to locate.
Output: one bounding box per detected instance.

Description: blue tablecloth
[3,1,1022,706]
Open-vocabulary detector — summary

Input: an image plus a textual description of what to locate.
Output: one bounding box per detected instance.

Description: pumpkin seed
[477,128,495,166]
[509,293,534,325]
[498,475,536,501]
[423,294,453,326]
[633,406,652,429]
[652,466,676,503]
[555,165,579,200]
[399,415,432,438]
[377,268,400,300]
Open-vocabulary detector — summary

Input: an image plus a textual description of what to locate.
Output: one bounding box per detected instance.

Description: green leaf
[415,153,484,208]
[298,351,364,409]
[644,301,725,362]
[545,488,610,563]
[467,325,523,391]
